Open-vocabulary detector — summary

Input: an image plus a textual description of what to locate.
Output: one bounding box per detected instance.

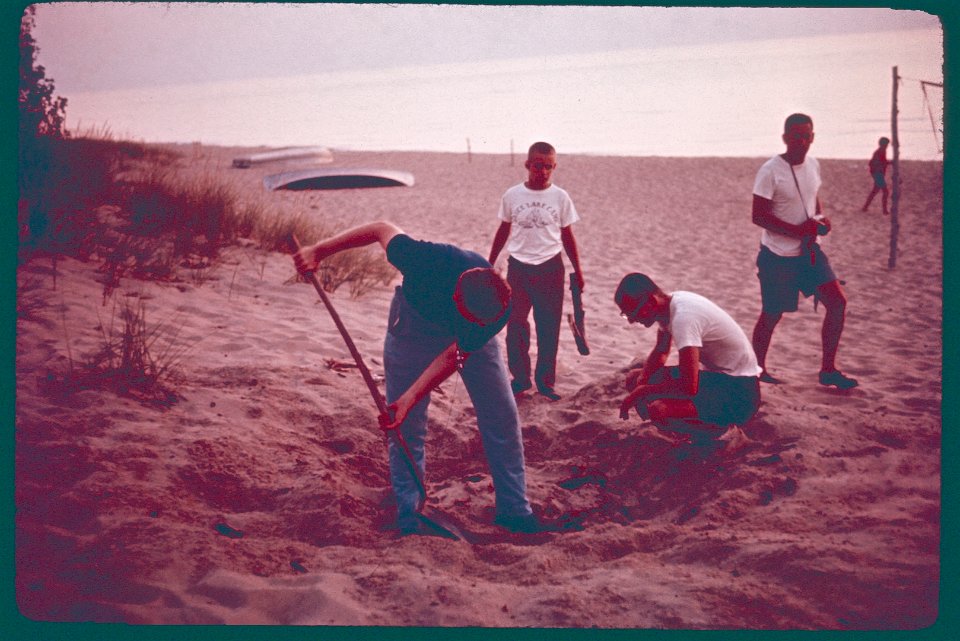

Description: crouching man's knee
[647,399,670,423]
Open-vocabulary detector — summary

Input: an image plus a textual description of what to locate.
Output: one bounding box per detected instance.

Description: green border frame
[2,1,954,640]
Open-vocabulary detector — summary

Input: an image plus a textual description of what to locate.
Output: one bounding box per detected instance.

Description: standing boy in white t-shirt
[488,142,584,401]
[614,273,762,429]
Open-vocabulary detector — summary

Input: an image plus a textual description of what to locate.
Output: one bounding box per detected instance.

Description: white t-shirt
[497,183,580,265]
[753,155,821,257]
[662,291,762,378]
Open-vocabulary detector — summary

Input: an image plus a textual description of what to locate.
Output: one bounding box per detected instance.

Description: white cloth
[662,291,762,378]
[753,155,822,257]
[497,183,580,265]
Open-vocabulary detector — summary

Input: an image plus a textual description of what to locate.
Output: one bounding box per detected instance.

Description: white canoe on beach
[263,168,415,191]
[232,146,333,168]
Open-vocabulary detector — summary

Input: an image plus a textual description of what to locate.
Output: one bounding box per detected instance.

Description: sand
[14,144,942,629]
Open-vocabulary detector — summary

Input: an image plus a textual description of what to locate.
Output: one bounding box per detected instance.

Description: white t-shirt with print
[753,155,821,257]
[662,291,762,378]
[497,183,580,265]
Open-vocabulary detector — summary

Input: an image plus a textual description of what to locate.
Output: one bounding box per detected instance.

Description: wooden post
[888,66,901,269]
[510,139,515,166]
[466,138,472,163]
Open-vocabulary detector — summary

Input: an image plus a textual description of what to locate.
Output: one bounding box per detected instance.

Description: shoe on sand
[759,370,785,385]
[494,513,552,534]
[511,380,532,397]
[537,386,562,401]
[819,369,858,390]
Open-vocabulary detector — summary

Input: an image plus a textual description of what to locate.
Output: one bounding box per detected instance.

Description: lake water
[66,28,943,160]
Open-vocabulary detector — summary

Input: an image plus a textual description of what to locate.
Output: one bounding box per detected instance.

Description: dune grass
[40,297,187,407]
[19,130,394,298]
[20,131,395,403]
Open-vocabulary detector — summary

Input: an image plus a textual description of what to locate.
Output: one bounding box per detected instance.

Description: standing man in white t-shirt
[488,142,584,401]
[750,113,857,390]
[614,273,762,429]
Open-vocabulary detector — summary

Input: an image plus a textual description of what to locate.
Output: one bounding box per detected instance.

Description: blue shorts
[871,171,887,189]
[646,366,761,427]
[756,244,837,314]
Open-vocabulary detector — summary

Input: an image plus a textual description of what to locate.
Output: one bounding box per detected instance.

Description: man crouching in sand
[614,273,762,436]
[294,221,547,535]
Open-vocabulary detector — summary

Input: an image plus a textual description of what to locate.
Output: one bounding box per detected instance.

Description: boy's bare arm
[625,328,670,389]
[488,221,512,265]
[380,342,459,430]
[295,221,403,274]
[560,225,584,290]
[751,195,819,239]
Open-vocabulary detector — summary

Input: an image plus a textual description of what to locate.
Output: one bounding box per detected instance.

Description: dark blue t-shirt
[386,234,510,352]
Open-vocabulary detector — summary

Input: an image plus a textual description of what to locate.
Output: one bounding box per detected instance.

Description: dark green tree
[19,4,67,141]
[19,4,69,250]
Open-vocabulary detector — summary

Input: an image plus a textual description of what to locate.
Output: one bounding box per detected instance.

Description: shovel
[568,272,590,355]
[288,235,463,540]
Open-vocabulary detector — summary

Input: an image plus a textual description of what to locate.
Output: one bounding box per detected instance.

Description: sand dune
[15,145,941,628]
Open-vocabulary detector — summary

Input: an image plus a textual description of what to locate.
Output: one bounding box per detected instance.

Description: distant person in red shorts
[862,136,891,215]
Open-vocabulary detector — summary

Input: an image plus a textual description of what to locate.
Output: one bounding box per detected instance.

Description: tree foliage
[19,4,70,251]
[19,5,67,140]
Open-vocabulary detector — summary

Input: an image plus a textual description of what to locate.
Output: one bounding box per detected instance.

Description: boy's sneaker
[759,370,785,385]
[511,380,532,397]
[537,386,562,401]
[494,513,551,534]
[819,370,859,390]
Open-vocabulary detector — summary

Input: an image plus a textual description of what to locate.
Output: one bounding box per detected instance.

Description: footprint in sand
[548,409,582,425]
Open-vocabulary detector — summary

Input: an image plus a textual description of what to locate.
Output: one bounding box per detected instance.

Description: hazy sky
[32,3,942,94]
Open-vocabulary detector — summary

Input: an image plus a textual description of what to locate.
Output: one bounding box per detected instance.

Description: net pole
[888,66,901,270]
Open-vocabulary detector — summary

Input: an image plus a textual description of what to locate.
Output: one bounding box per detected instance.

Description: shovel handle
[288,234,389,415]
[287,234,427,507]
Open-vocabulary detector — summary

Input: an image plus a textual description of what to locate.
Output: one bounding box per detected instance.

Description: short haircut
[458,268,511,322]
[528,141,556,157]
[879,136,890,145]
[783,113,813,133]
[614,273,661,308]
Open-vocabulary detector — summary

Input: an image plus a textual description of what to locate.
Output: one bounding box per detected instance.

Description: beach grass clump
[18,132,172,260]
[41,298,187,407]
[121,167,239,258]
[255,210,396,298]
[20,131,395,298]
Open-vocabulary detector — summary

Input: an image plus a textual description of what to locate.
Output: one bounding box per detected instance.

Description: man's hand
[573,271,585,292]
[619,393,645,421]
[293,244,321,275]
[625,368,644,391]
[378,403,400,431]
[378,395,413,431]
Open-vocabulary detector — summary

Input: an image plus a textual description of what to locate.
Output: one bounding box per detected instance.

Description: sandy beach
[14,144,942,629]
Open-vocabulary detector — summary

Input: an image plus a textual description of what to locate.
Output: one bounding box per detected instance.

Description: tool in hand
[287,234,462,540]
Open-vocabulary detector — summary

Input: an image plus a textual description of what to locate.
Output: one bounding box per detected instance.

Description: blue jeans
[506,253,565,391]
[383,287,532,525]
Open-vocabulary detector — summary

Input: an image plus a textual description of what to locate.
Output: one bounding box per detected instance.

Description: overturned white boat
[232,146,333,168]
[263,168,415,191]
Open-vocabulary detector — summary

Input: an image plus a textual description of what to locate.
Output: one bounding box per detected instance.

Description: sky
[30,3,944,94]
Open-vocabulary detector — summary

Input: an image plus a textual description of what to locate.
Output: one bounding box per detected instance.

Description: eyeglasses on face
[619,296,650,322]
